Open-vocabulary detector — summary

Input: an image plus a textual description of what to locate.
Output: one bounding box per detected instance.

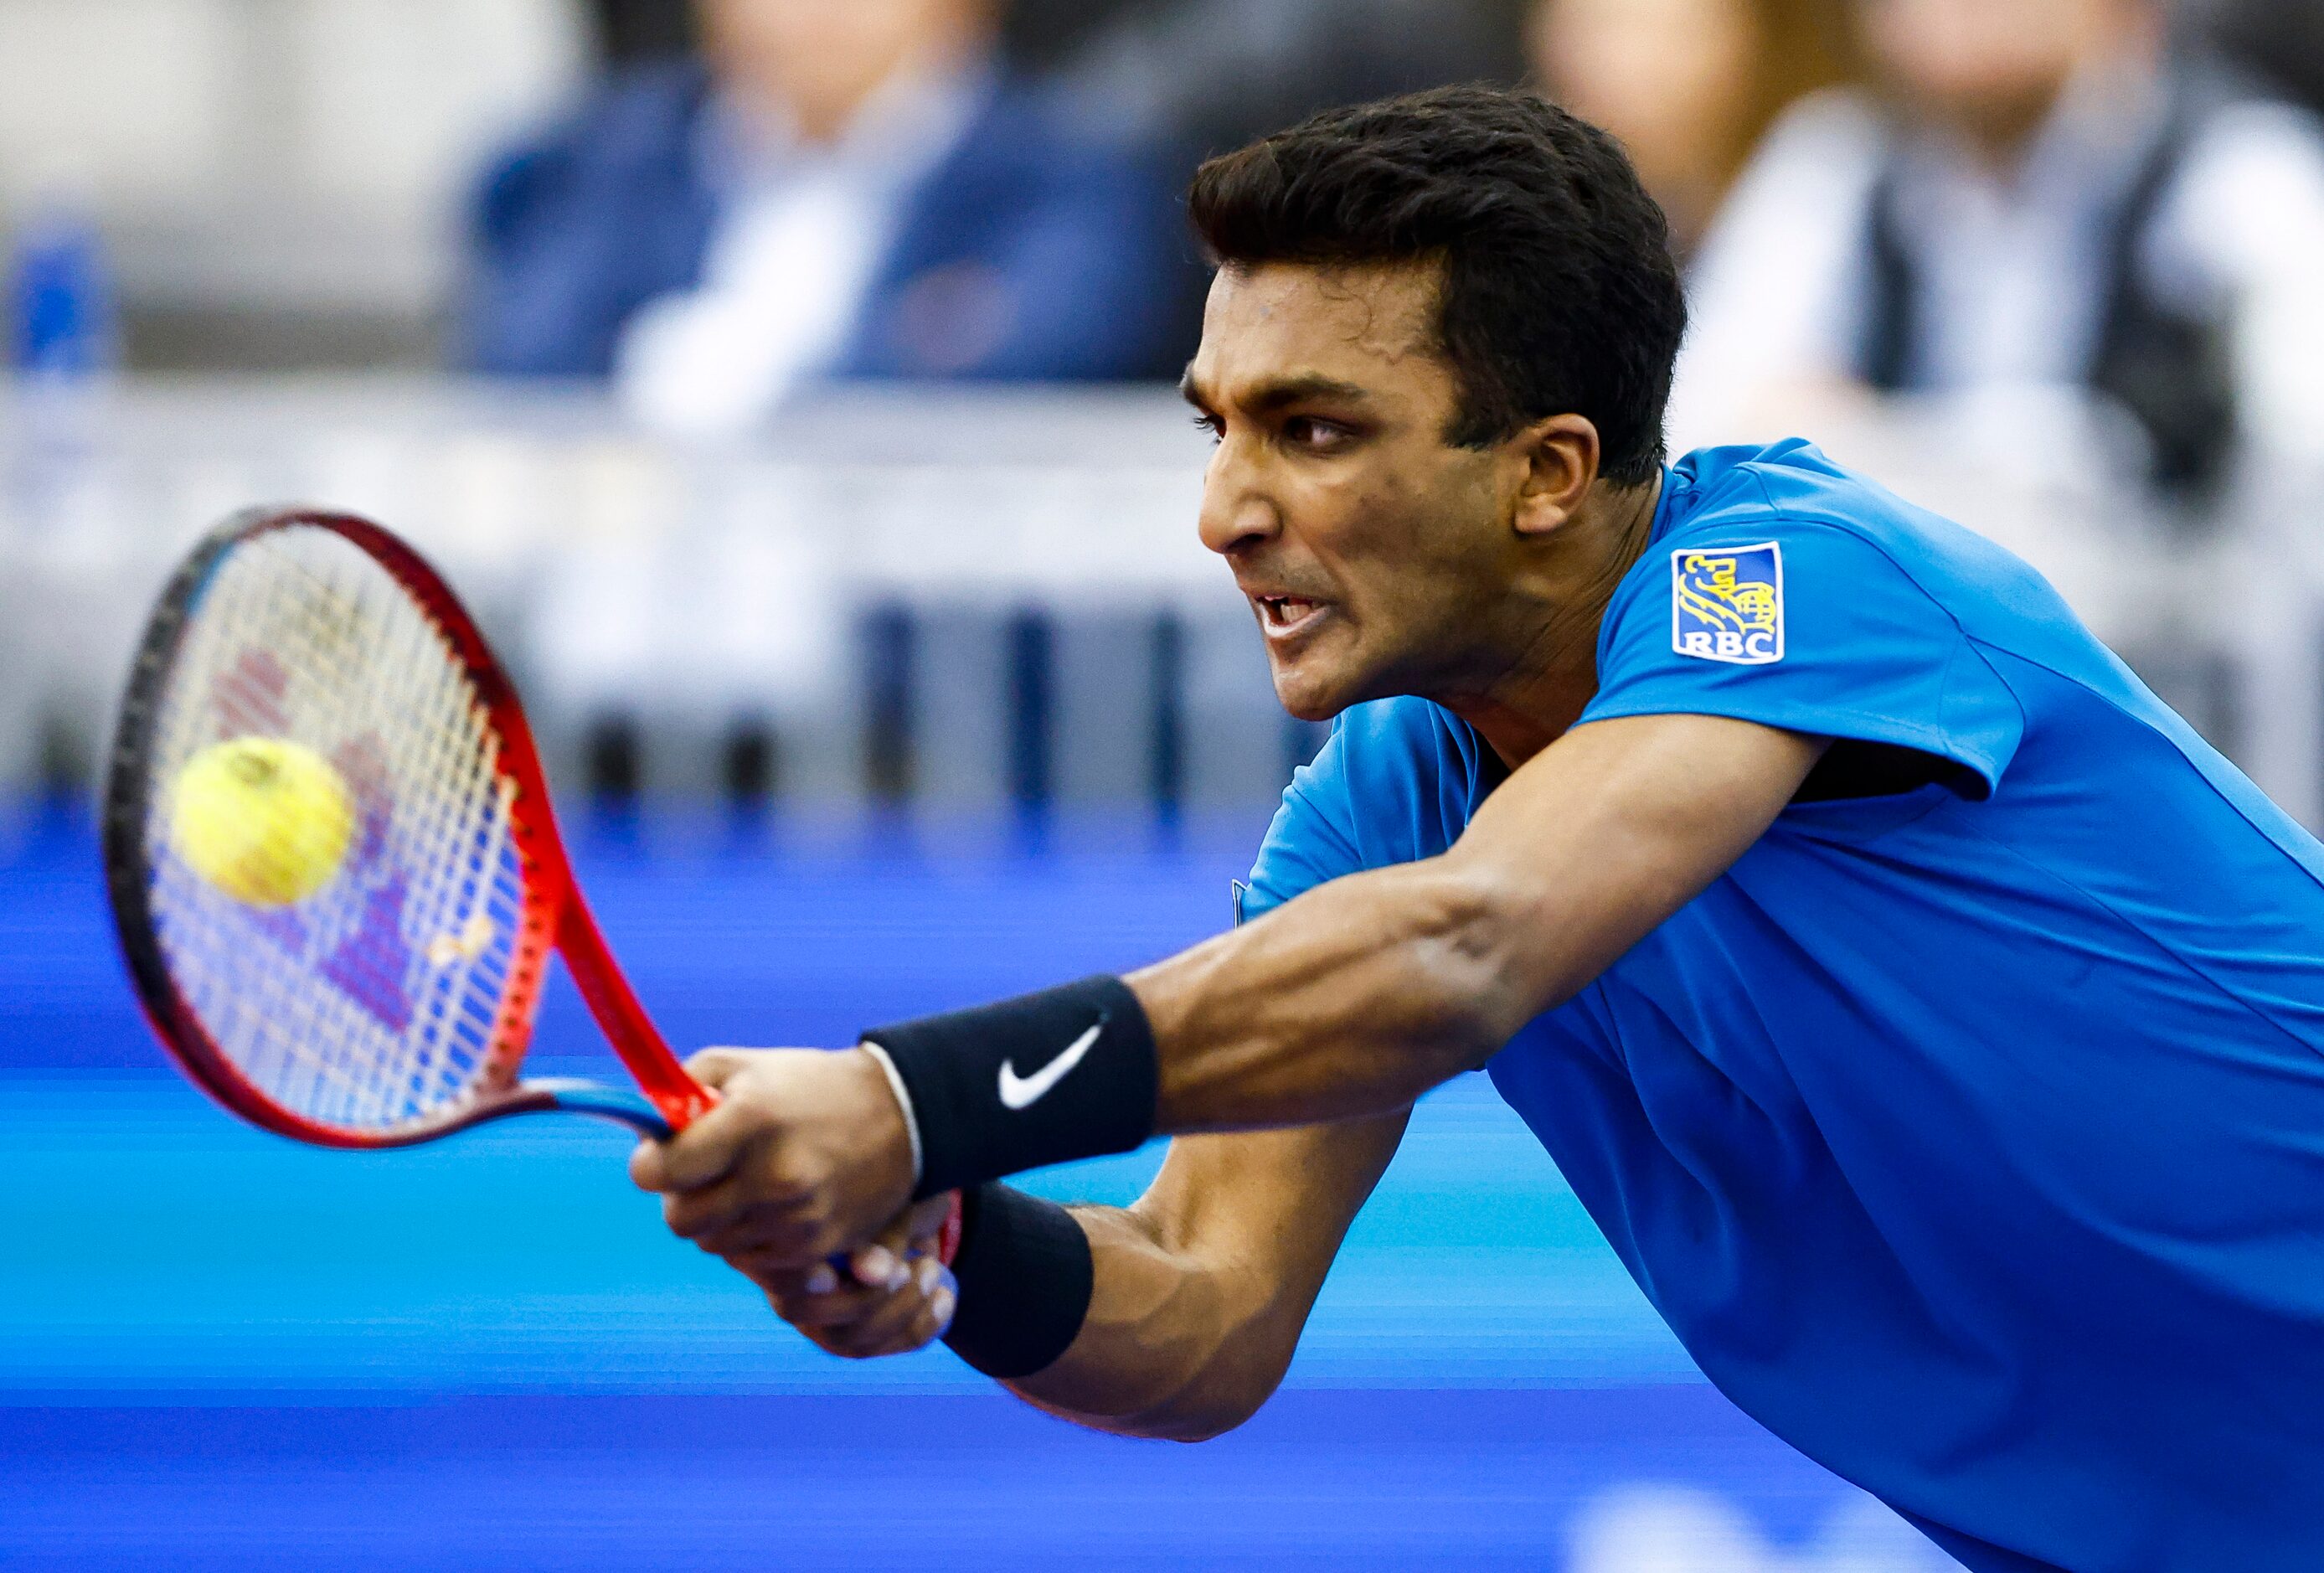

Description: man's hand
[757,1194,958,1359]
[629,1046,917,1272]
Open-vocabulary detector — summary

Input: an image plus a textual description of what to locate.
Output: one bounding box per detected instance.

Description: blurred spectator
[461,0,1193,436]
[585,0,699,64]
[1526,0,1847,254]
[1003,0,1167,72]
[1670,0,2324,492]
[1051,0,1523,168]
[2204,0,2324,121]
[1037,0,1523,354]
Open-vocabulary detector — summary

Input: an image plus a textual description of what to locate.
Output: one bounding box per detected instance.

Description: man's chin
[1267,662,1367,725]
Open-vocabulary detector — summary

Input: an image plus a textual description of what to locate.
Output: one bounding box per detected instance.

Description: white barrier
[3,375,2315,824]
[0,377,1270,813]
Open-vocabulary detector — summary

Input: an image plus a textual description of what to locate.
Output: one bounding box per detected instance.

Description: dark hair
[1187,85,1685,487]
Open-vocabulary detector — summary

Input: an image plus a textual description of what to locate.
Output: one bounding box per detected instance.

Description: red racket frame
[105,507,714,1148]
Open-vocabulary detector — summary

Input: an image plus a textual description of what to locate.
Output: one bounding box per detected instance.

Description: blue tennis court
[0,803,1940,1569]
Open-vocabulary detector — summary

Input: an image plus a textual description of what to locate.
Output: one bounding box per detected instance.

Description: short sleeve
[1240,699,1487,921]
[1241,730,1365,923]
[1581,520,2024,795]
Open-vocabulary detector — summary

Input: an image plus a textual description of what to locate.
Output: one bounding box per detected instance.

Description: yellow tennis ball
[169,737,358,908]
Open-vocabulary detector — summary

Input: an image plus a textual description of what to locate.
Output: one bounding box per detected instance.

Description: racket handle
[533,1080,674,1138]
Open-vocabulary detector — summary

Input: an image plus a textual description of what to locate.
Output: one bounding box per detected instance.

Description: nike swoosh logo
[998,1020,1104,1110]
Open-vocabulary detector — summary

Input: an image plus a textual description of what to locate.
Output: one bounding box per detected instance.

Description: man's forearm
[1003,1201,1265,1441]
[1130,857,1526,1133]
[1001,1118,1411,1441]
[1129,714,1822,1135]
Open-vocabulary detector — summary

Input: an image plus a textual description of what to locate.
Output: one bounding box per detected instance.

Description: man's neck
[1441,472,1664,771]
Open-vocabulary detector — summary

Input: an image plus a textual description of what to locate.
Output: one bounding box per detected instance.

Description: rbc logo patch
[1671,543,1784,665]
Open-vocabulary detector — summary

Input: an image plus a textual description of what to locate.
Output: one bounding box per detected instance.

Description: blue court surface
[0,805,1947,1570]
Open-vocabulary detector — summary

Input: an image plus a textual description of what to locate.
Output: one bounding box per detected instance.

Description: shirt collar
[1646,452,1701,549]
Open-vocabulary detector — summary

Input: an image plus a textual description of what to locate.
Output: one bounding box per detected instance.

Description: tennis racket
[102,505,714,1146]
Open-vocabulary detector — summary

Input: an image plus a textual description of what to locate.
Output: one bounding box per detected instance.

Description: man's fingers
[748,1261,835,1301]
[629,1056,762,1193]
[672,1194,834,1267]
[631,1127,737,1195]
[767,1279,889,1329]
[903,1192,956,1251]
[631,1095,756,1195]
[929,1260,957,1337]
[847,1208,921,1289]
[761,1251,956,1357]
[840,1194,957,1287]
[627,1137,666,1193]
[818,1257,954,1358]
[634,1045,920,1292]
[663,1179,817,1259]
[683,1048,754,1089]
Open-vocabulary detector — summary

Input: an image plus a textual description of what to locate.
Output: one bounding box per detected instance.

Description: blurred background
[6,0,2324,1567]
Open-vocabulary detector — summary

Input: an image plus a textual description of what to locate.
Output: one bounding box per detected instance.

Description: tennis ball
[168,736,358,908]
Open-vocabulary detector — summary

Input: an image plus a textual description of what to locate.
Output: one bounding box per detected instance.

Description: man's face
[1182,261,1529,722]
[699,0,987,140]
[1528,0,1761,218]
[1859,0,2131,140]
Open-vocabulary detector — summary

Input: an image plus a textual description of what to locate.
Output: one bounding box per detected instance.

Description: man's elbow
[1012,1331,1291,1444]
[1117,1361,1285,1443]
[1157,1407,1265,1445]
[1398,862,1546,1073]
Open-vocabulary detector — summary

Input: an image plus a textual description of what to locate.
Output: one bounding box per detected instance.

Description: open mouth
[1256,595,1327,636]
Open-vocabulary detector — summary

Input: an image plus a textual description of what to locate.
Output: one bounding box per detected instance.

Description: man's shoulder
[1655,441,2053,606]
[1664,440,1910,534]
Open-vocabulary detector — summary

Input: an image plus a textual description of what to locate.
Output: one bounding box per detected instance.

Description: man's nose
[1196,458,1282,558]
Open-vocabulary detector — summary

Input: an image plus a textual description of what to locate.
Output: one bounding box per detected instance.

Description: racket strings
[156,541,410,1121]
[261,539,515,1125]
[293,535,524,1122]
[152,552,388,1119]
[142,526,533,1133]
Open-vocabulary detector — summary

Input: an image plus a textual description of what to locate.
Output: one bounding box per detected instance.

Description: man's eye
[1193,412,1354,451]
[1282,416,1352,451]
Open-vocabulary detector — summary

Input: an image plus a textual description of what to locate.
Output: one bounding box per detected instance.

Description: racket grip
[537,1080,676,1137]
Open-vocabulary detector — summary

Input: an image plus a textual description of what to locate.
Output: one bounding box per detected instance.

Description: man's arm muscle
[1134,713,1823,1131]
[629,714,1816,1279]
[1007,1111,1410,1441]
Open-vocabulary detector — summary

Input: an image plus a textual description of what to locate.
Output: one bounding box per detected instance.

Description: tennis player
[634,86,2324,1570]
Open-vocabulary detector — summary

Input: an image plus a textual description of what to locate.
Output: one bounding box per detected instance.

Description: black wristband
[863,974,1158,1199]
[940,1182,1095,1380]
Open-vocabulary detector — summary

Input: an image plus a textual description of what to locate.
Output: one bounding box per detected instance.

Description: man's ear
[1510,415,1602,539]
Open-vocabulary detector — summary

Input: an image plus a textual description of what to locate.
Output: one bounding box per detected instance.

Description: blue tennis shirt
[1240,441,2324,1571]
